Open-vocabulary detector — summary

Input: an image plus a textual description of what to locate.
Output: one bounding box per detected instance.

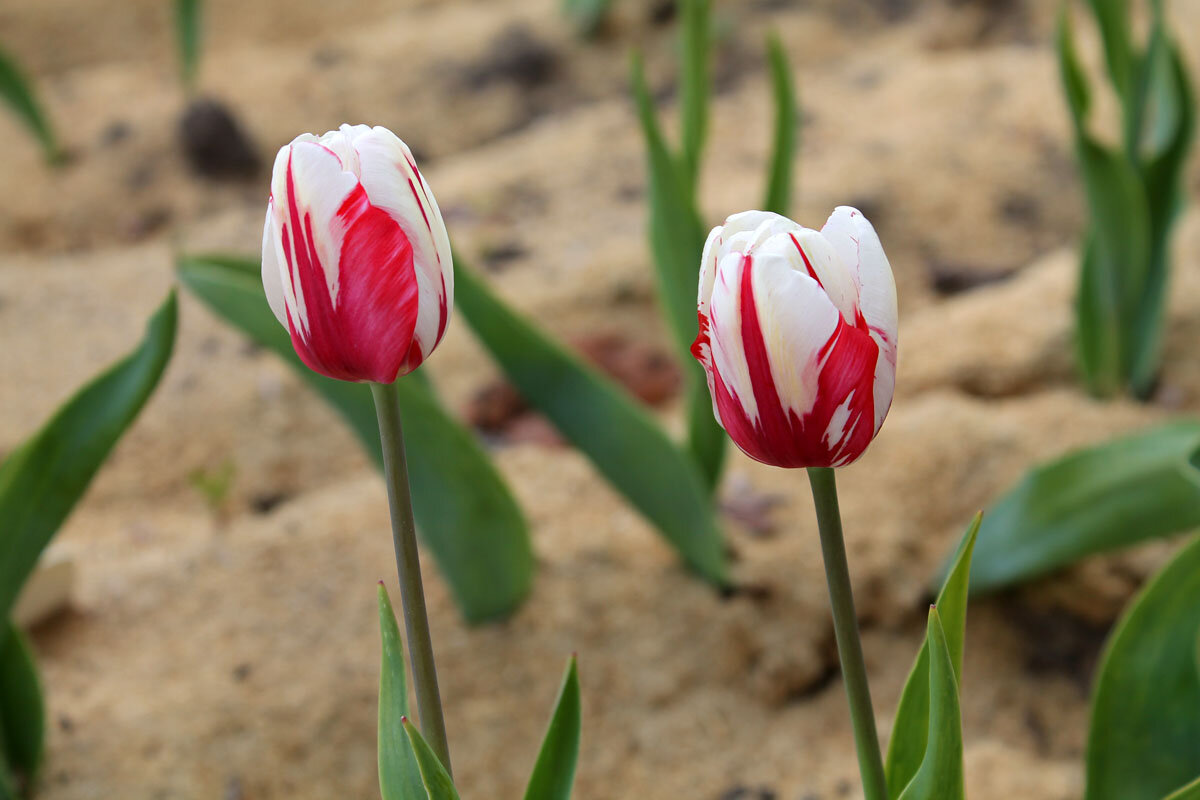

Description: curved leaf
[454,256,728,585]
[176,255,533,624]
[0,621,43,787]
[895,608,964,800]
[763,32,797,216]
[1085,535,1200,800]
[0,46,59,165]
[377,585,426,800]
[0,291,177,621]
[403,719,460,800]
[886,514,979,797]
[679,0,710,186]
[951,421,1200,594]
[523,656,582,800]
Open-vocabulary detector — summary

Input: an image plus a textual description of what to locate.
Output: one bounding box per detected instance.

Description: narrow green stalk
[370,381,452,775]
[807,467,887,800]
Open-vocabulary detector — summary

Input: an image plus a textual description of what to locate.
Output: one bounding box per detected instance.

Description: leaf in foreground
[403,719,460,800]
[1085,535,1200,800]
[523,656,582,800]
[0,47,59,164]
[0,622,43,788]
[377,585,425,800]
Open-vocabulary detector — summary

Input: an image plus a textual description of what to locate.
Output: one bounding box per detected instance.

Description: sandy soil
[2,0,1200,797]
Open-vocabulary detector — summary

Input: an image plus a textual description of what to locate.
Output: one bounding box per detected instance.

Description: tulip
[691,207,898,469]
[261,123,453,384]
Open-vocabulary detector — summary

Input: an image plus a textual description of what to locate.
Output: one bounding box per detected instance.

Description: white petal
[707,251,756,421]
[261,201,288,327]
[749,248,841,420]
[752,227,859,327]
[820,206,898,357]
[350,126,454,354]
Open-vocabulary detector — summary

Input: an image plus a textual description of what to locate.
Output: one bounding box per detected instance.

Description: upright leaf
[0,622,43,788]
[630,54,726,490]
[454,256,728,585]
[1164,777,1200,800]
[523,657,582,800]
[895,608,965,800]
[763,32,797,216]
[0,292,177,621]
[0,46,59,164]
[177,255,534,623]
[561,0,612,38]
[1085,0,1134,102]
[886,515,979,798]
[402,719,460,800]
[377,586,426,800]
[173,0,202,90]
[1086,535,1200,800]
[950,421,1200,594]
[679,0,711,186]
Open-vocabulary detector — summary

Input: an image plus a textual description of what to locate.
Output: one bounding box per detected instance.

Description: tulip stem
[806,467,887,800]
[370,381,452,775]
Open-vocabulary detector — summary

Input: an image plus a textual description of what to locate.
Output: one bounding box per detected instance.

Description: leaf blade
[0,46,59,164]
[377,586,427,800]
[0,621,44,786]
[763,31,797,216]
[1085,535,1200,800]
[176,254,534,623]
[0,291,177,621]
[523,656,582,800]
[454,256,728,585]
[402,719,460,800]
[173,0,202,89]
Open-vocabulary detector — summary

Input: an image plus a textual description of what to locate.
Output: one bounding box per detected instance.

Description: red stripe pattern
[262,125,453,384]
[692,209,898,469]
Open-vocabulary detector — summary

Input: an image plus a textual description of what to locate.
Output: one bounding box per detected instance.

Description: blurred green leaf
[1165,777,1200,800]
[177,254,534,624]
[630,53,726,490]
[402,719,460,800]
[0,46,59,165]
[1086,535,1200,800]
[0,622,43,791]
[949,421,1200,595]
[679,0,710,186]
[1085,0,1134,102]
[523,656,582,800]
[377,585,426,800]
[0,292,176,621]
[173,0,202,89]
[886,514,979,798]
[763,32,796,216]
[454,256,728,586]
[895,608,965,800]
[561,0,612,38]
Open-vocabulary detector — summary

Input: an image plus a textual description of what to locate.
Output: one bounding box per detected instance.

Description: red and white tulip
[262,124,453,384]
[691,208,898,469]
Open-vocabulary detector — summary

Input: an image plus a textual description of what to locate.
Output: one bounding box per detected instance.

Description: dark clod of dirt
[1005,597,1111,690]
[178,98,261,180]
[648,0,677,25]
[928,258,1016,296]
[574,333,681,406]
[463,25,560,91]
[468,381,530,434]
[250,492,290,515]
[718,786,777,800]
[99,120,132,147]
[481,240,528,272]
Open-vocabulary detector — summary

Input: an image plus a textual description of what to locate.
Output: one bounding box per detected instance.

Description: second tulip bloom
[692,208,898,469]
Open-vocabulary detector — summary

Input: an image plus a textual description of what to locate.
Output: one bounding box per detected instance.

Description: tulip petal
[261,203,289,328]
[820,206,898,360]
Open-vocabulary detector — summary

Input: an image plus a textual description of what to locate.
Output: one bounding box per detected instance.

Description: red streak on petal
[789,233,823,287]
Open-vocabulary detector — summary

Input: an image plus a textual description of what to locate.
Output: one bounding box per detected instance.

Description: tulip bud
[261,124,453,384]
[691,208,898,469]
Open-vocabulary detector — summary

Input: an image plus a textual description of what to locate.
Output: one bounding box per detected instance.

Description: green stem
[807,467,887,800]
[370,381,452,775]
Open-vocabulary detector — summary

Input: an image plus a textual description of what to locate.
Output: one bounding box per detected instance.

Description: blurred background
[2,0,1199,797]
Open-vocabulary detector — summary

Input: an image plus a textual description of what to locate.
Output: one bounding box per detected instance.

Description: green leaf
[949,420,1200,595]
[886,514,979,798]
[1076,232,1123,397]
[763,32,797,216]
[523,656,582,800]
[454,256,728,586]
[0,46,60,165]
[0,292,176,622]
[679,0,710,187]
[1085,535,1200,800]
[0,621,43,789]
[561,0,612,38]
[173,0,202,89]
[176,254,533,624]
[1084,0,1134,102]
[895,608,965,800]
[630,53,727,490]
[377,586,426,800]
[1164,776,1200,800]
[402,719,460,800]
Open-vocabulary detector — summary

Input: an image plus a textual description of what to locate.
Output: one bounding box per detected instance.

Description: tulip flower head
[262,124,453,384]
[692,208,898,469]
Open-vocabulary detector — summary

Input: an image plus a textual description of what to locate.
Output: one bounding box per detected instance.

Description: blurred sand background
[2,0,1200,797]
